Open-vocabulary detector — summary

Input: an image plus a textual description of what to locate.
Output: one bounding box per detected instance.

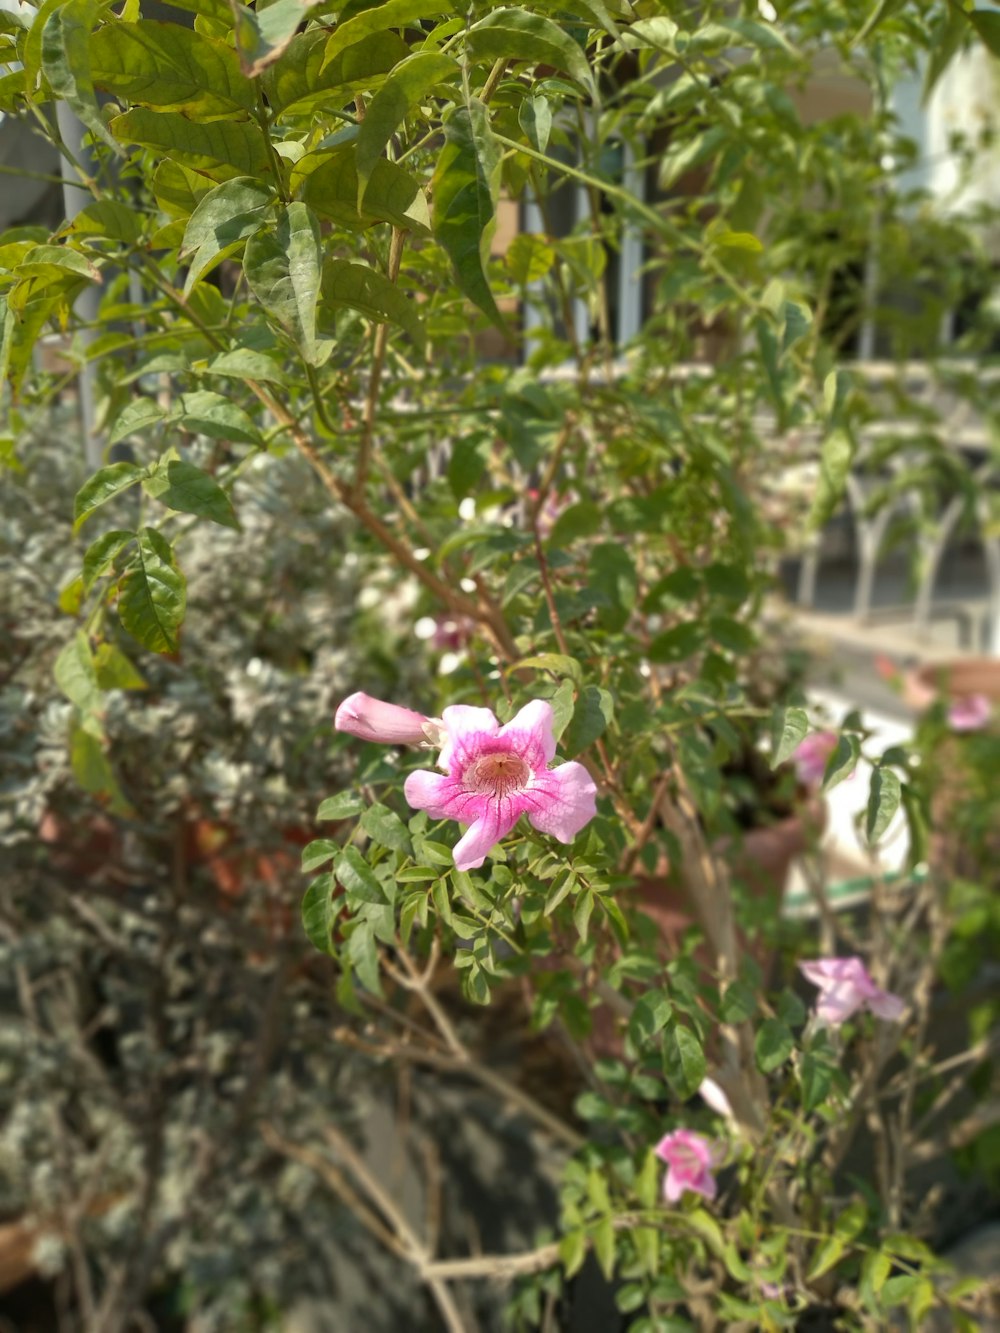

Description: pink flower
[335,692,442,746]
[793,731,838,786]
[799,956,905,1026]
[948,694,992,732]
[697,1077,734,1121]
[654,1129,719,1204]
[403,700,597,872]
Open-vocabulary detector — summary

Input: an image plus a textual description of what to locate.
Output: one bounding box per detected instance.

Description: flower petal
[662,1171,685,1204]
[498,699,557,765]
[452,801,522,872]
[403,770,458,818]
[867,990,905,1022]
[335,692,433,745]
[438,705,498,773]
[526,762,598,843]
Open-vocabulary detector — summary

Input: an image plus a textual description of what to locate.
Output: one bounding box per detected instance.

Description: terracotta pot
[905,658,1000,710]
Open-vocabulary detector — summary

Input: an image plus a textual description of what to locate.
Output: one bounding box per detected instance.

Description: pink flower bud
[335,692,438,746]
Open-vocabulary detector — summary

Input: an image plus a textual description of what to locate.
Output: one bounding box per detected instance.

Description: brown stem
[355,226,405,496]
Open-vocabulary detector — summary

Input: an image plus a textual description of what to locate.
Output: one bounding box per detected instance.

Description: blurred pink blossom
[799,956,905,1027]
[335,692,443,746]
[654,1129,720,1204]
[697,1077,734,1121]
[947,694,992,732]
[403,701,597,871]
[792,730,838,786]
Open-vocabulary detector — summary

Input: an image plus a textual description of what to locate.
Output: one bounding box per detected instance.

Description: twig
[355,226,405,496]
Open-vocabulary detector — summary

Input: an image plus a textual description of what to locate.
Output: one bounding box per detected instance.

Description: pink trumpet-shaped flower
[654,1129,720,1204]
[335,692,443,746]
[403,700,597,872]
[792,730,838,786]
[947,693,992,732]
[799,956,905,1027]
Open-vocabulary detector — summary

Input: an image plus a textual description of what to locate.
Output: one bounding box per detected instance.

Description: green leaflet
[89,19,255,118]
[143,458,240,530]
[117,527,187,655]
[355,51,458,208]
[109,109,272,180]
[73,461,145,532]
[319,259,425,348]
[296,147,430,233]
[244,203,325,365]
[180,177,276,294]
[263,28,407,117]
[431,99,505,329]
[318,0,450,75]
[41,0,120,152]
[466,9,596,95]
[230,0,323,78]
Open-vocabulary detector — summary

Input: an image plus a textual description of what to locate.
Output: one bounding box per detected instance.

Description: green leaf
[662,1021,706,1098]
[360,802,411,852]
[153,159,216,218]
[549,677,576,742]
[547,499,602,548]
[860,1250,891,1302]
[318,791,365,820]
[720,979,756,1024]
[143,458,239,529]
[204,348,288,384]
[799,1051,833,1113]
[648,622,703,663]
[336,845,388,904]
[518,95,552,153]
[73,462,145,532]
[573,889,594,941]
[588,543,637,631]
[173,390,262,445]
[770,706,809,768]
[54,631,101,714]
[866,768,901,845]
[970,8,1000,57]
[301,872,337,954]
[356,50,458,207]
[107,399,165,447]
[93,642,146,691]
[505,233,554,285]
[41,0,120,153]
[823,733,860,792]
[347,918,382,993]
[244,203,325,363]
[297,147,431,233]
[82,530,134,592]
[117,528,187,655]
[835,1200,868,1241]
[90,19,255,116]
[320,259,425,348]
[562,685,613,757]
[301,838,340,872]
[807,1235,846,1282]
[431,99,505,328]
[264,28,407,116]
[559,1229,587,1278]
[16,244,101,285]
[318,0,446,74]
[881,1273,923,1307]
[230,0,323,77]
[810,429,853,528]
[591,1216,615,1280]
[181,176,275,294]
[69,719,133,815]
[755,1018,794,1074]
[110,108,272,179]
[467,9,595,94]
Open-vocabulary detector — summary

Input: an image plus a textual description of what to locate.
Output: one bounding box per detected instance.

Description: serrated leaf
[318,791,365,820]
[244,203,325,363]
[117,527,187,655]
[755,1018,794,1074]
[662,1021,706,1098]
[301,838,340,872]
[770,706,809,768]
[181,176,275,294]
[73,462,145,532]
[360,802,411,852]
[301,872,337,953]
[467,9,595,93]
[866,767,901,845]
[90,19,255,116]
[562,685,613,757]
[432,99,504,329]
[356,50,458,207]
[336,845,388,904]
[319,259,425,347]
[143,458,239,529]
